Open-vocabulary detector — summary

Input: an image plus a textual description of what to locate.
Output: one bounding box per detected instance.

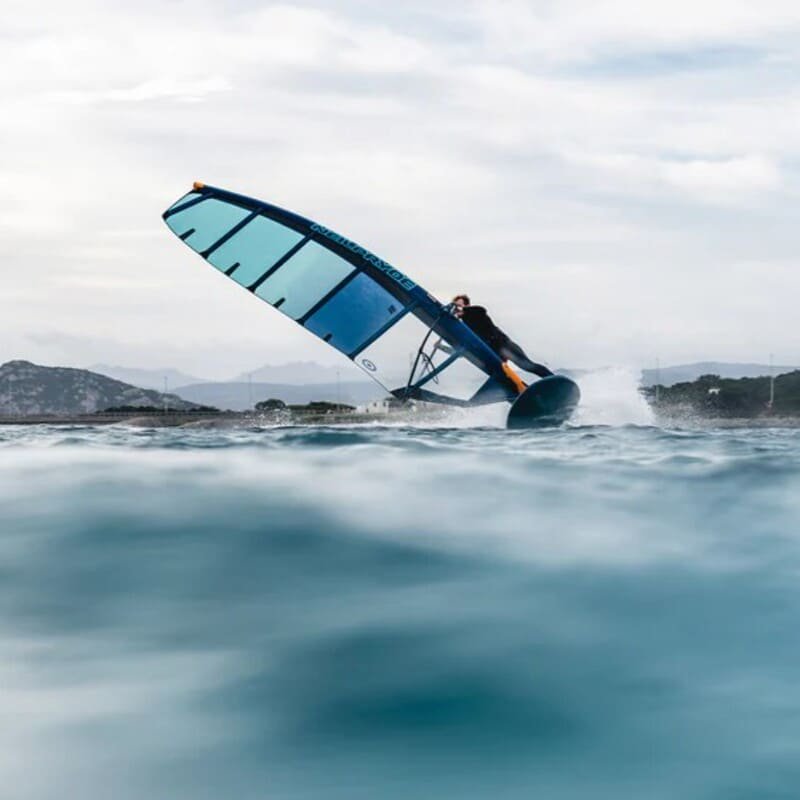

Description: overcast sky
[2,0,798,379]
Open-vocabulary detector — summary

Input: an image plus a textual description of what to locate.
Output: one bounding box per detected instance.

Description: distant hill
[641,362,797,387]
[89,364,208,390]
[87,360,373,388]
[174,380,386,411]
[0,361,199,415]
[643,370,800,418]
[231,361,363,385]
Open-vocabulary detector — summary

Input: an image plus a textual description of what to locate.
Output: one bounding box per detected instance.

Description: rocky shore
[650,412,800,429]
[0,409,399,427]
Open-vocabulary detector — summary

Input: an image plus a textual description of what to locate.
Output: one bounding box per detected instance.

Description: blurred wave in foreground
[2,422,800,799]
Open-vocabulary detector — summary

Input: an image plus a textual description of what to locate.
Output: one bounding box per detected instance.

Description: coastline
[653,415,800,429]
[0,411,378,427]
[2,412,800,428]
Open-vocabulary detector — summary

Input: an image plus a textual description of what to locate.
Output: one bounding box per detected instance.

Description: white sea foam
[355,365,653,429]
[570,366,654,427]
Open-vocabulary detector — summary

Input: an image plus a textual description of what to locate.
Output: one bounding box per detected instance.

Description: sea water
[2,371,800,799]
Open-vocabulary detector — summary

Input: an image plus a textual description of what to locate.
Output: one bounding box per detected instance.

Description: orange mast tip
[193,181,205,190]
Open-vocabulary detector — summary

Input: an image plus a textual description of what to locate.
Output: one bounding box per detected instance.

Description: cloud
[1,0,798,373]
[662,154,781,197]
[472,0,800,65]
[52,76,232,105]
[565,151,781,202]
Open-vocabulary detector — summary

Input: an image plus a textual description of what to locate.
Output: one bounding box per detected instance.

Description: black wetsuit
[460,305,553,378]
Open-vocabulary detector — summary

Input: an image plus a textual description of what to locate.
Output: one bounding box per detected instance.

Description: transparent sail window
[420,354,489,401]
[354,313,433,391]
[304,273,404,355]
[254,240,355,320]
[208,215,304,286]
[164,199,250,254]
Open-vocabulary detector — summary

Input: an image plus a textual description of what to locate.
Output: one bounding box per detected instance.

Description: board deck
[506,375,580,429]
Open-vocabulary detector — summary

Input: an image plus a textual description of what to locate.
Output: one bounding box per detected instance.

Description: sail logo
[310,224,416,291]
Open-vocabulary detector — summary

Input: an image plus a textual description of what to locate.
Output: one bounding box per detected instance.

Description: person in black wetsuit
[450,294,553,378]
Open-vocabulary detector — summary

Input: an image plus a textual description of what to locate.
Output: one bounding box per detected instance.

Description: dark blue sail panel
[304,274,404,354]
[162,183,516,404]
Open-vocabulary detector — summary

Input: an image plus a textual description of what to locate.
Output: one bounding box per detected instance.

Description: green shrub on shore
[643,371,800,417]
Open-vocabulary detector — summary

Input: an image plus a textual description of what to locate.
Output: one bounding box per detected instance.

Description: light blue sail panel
[305,273,402,354]
[165,192,202,212]
[208,215,304,286]
[254,240,355,319]
[164,199,250,254]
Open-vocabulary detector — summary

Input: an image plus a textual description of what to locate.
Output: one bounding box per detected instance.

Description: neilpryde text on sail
[310,223,416,292]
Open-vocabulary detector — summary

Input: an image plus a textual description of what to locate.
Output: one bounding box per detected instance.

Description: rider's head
[452,294,470,316]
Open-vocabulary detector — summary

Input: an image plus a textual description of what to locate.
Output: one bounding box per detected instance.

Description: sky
[2,0,799,380]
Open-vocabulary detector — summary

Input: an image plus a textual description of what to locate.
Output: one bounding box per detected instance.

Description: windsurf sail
[162,182,518,405]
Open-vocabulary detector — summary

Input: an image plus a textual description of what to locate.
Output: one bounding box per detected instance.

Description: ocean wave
[2,425,800,798]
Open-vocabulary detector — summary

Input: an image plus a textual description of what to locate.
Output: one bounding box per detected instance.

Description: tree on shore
[255,398,286,411]
[643,370,800,417]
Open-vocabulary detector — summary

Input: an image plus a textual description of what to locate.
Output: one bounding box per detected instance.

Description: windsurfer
[447,294,553,378]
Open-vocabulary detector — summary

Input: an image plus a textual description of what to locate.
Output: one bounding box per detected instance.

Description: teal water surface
[2,423,800,799]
